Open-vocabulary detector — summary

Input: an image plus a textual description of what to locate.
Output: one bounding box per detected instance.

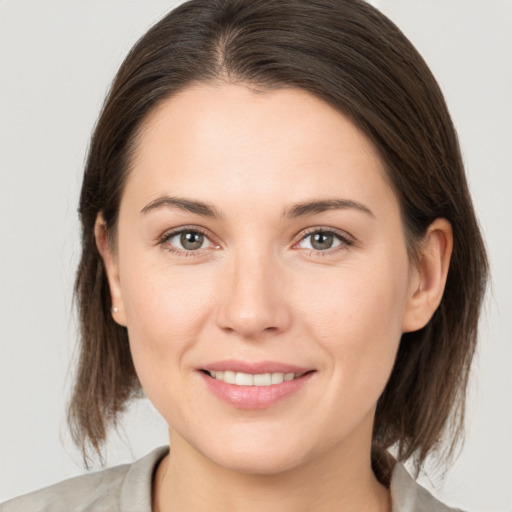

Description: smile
[199,364,315,409]
[206,370,302,386]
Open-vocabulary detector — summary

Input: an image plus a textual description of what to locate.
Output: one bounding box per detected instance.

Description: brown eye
[310,232,335,250]
[297,230,350,252]
[164,229,212,252]
[180,231,204,250]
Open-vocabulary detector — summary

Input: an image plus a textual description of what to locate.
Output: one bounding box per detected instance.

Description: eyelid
[292,226,355,252]
[156,224,354,256]
[158,225,220,254]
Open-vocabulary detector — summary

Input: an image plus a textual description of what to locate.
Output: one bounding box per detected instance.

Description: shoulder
[0,446,169,512]
[390,463,464,512]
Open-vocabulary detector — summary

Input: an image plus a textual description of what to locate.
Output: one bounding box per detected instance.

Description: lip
[201,360,311,374]
[198,360,315,410]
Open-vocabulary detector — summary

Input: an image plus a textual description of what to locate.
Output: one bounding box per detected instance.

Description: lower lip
[199,371,314,409]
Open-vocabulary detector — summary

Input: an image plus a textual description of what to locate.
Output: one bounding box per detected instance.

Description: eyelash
[158,226,215,257]
[295,227,354,255]
[157,226,354,257]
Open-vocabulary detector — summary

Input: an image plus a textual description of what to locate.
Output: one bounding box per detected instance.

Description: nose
[215,250,292,339]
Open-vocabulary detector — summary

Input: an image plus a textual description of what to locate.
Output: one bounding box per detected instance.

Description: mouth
[202,370,308,386]
[198,363,315,409]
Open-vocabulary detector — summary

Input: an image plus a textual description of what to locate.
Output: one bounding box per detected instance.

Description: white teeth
[253,373,272,386]
[235,372,254,386]
[271,373,283,384]
[223,371,236,384]
[209,370,299,386]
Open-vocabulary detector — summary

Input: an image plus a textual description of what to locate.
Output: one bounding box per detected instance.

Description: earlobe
[94,214,127,327]
[402,218,453,333]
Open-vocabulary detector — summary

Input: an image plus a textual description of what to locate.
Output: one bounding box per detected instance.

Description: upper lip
[201,360,312,374]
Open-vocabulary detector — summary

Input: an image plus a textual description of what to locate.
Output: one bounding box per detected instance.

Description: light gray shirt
[0,446,462,511]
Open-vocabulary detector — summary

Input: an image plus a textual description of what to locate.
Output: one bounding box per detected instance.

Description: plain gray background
[1,1,511,509]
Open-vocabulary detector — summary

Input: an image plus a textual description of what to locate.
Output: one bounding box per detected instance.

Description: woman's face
[102,83,423,474]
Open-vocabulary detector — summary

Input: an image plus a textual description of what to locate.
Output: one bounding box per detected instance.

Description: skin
[96,83,452,511]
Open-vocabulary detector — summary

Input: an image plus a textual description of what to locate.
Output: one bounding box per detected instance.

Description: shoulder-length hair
[69,0,488,481]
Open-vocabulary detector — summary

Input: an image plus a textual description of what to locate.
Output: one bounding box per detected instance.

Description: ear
[94,214,127,326]
[402,218,453,333]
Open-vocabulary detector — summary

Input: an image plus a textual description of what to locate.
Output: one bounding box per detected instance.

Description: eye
[162,229,215,252]
[296,229,352,252]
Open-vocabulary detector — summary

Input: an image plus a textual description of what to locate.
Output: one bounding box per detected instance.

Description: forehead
[124,83,395,215]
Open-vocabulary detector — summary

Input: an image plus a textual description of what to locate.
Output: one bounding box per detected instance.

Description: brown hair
[69,0,488,480]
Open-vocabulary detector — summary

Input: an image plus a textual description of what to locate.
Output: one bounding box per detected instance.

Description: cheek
[119,259,216,386]
[298,258,410,391]
[123,257,214,328]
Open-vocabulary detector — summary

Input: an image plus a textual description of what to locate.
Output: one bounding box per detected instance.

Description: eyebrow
[140,195,374,220]
[140,196,222,218]
[283,198,375,218]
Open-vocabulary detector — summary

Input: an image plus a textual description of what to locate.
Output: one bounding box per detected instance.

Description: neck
[153,426,391,512]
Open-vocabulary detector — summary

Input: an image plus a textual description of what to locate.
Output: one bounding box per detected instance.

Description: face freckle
[106,82,417,475]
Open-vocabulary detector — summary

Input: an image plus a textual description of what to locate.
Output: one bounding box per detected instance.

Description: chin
[189,427,316,476]
[209,446,309,476]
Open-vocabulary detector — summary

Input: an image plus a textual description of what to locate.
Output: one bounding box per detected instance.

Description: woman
[1,0,488,510]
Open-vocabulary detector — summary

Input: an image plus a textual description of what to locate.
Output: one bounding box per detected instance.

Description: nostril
[214,283,292,338]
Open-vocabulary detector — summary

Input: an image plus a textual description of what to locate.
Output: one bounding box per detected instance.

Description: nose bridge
[216,242,290,338]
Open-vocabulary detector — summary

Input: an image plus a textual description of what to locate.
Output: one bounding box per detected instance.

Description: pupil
[312,232,333,250]
[181,231,203,250]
